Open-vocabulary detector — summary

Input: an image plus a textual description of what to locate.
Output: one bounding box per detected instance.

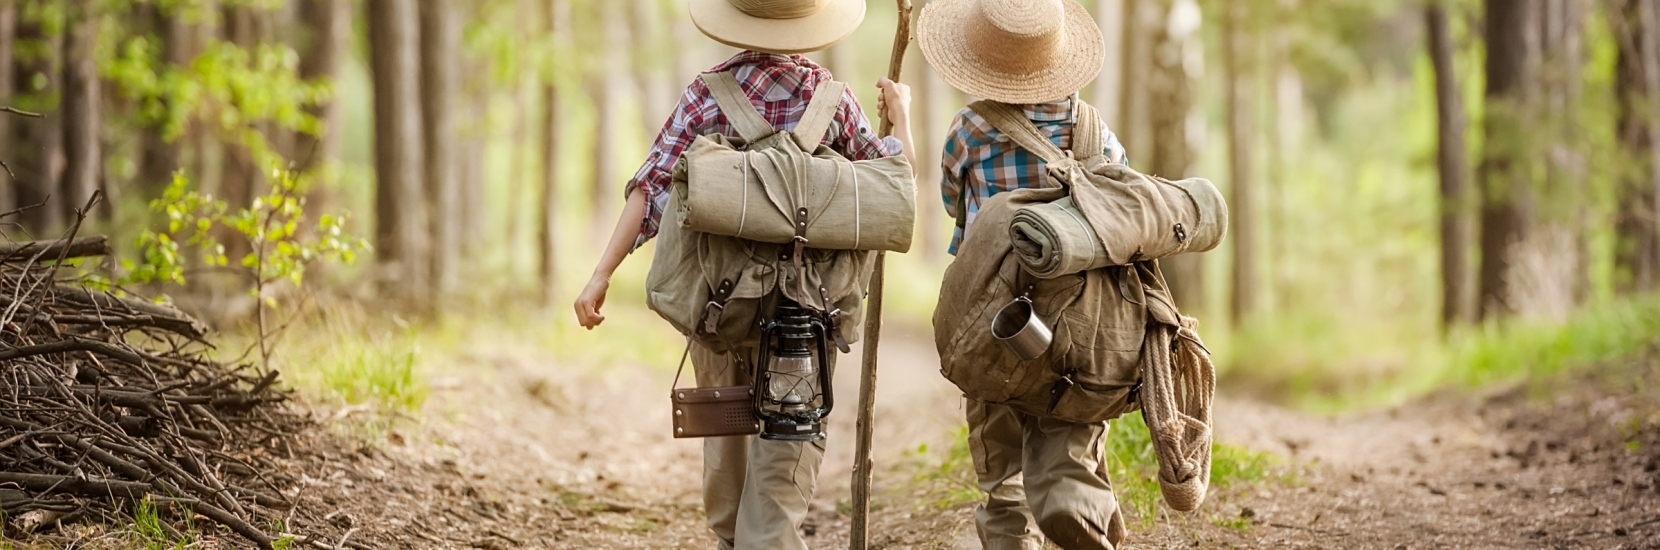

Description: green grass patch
[128,498,196,550]
[1105,411,1278,529]
[273,308,428,413]
[908,412,1282,531]
[1222,295,1660,413]
[907,426,983,510]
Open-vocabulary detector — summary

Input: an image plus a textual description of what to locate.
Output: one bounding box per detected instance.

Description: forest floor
[255,328,1660,550]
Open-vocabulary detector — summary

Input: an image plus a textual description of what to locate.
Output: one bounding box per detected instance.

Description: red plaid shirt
[626,51,903,248]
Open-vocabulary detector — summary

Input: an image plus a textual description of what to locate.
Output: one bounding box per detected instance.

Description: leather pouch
[670,342,761,439]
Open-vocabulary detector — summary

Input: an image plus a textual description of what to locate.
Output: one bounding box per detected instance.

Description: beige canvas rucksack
[646,72,914,354]
[935,99,1226,512]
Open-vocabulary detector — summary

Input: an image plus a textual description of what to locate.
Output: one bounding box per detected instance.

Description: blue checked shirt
[940,98,1128,255]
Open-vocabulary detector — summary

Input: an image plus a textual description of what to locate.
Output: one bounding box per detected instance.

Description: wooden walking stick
[851,1,913,547]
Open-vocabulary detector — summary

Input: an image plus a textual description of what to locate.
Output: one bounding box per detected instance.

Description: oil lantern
[752,301,835,441]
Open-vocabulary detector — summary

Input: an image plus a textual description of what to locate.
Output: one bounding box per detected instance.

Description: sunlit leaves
[123,169,371,309]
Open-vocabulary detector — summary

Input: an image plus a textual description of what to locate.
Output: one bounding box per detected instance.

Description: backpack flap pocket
[1047,378,1140,424]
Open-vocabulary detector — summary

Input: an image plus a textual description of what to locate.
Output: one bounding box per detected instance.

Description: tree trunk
[589,0,627,230]
[1527,0,1587,317]
[540,0,570,302]
[136,5,195,199]
[219,4,269,260]
[915,51,944,260]
[13,15,62,235]
[368,0,430,302]
[1149,0,1204,312]
[457,3,489,266]
[419,0,461,298]
[60,2,99,223]
[1116,0,1153,156]
[1224,0,1256,325]
[632,0,669,143]
[1615,0,1660,293]
[296,0,347,174]
[1426,2,1474,329]
[1477,0,1537,320]
[1091,0,1124,128]
[0,0,14,215]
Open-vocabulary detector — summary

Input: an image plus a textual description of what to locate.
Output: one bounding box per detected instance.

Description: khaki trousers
[691,344,825,550]
[967,399,1128,550]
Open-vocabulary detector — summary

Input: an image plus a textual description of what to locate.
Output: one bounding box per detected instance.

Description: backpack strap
[969,99,1109,163]
[1072,99,1104,161]
[968,100,1068,164]
[794,79,847,152]
[700,72,775,143]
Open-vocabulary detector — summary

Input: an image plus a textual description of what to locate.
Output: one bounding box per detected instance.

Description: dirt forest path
[287,332,1660,549]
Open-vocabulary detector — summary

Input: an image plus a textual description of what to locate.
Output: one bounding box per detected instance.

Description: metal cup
[991,296,1052,361]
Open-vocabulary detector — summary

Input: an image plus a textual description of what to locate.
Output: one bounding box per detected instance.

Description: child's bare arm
[573,191,647,329]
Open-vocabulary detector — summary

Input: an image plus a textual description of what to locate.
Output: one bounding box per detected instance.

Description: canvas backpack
[646,72,893,354]
[933,99,1226,425]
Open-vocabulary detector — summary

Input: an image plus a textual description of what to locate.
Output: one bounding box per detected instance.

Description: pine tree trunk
[0,0,14,215]
[1116,0,1153,156]
[1616,0,1660,293]
[136,5,194,199]
[1224,0,1256,325]
[420,0,461,298]
[1091,0,1124,128]
[219,4,268,260]
[540,0,570,302]
[1427,2,1474,328]
[915,52,943,260]
[1150,0,1204,312]
[13,15,62,235]
[60,2,99,222]
[632,0,668,142]
[589,0,627,230]
[368,0,430,302]
[1477,0,1537,320]
[296,0,347,175]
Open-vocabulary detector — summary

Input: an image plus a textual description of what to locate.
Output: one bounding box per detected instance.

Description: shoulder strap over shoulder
[700,72,775,143]
[794,79,846,152]
[1072,100,1104,161]
[968,100,1068,164]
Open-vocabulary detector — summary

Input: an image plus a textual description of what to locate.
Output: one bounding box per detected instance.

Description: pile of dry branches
[0,235,304,549]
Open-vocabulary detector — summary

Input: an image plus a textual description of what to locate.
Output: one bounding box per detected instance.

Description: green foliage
[130,497,195,550]
[103,6,328,169]
[122,170,367,300]
[909,426,983,510]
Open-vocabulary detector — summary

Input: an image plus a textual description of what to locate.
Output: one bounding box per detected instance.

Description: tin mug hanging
[991,296,1052,361]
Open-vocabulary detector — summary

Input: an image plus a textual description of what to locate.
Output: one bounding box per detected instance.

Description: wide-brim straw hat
[918,0,1105,104]
[691,0,867,55]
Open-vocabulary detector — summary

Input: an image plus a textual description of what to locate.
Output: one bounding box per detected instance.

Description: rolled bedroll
[678,135,917,253]
[1008,165,1228,278]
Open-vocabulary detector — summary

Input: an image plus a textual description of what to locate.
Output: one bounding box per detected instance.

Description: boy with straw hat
[573,1,915,548]
[918,0,1131,548]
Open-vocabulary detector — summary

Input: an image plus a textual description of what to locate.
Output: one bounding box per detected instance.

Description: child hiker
[572,0,915,547]
[918,0,1131,548]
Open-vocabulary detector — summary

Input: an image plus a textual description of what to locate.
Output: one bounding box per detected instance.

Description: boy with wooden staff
[918,0,1132,548]
[573,1,915,547]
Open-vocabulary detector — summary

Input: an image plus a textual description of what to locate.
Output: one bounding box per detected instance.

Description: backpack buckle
[700,279,736,335]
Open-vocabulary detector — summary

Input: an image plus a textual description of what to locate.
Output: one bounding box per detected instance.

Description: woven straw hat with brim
[918,0,1105,104]
[691,0,867,55]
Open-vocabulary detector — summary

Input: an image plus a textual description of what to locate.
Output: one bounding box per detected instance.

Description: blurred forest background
[0,0,1656,411]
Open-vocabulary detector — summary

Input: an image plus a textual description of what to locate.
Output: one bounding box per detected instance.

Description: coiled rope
[1139,316,1216,513]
